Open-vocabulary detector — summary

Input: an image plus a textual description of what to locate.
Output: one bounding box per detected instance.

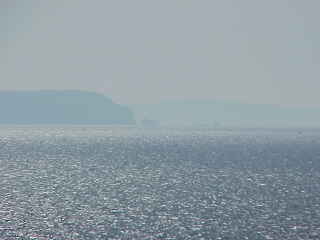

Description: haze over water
[3,1,320,238]
[1,126,320,239]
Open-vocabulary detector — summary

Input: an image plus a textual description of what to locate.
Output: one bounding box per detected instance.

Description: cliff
[0,90,135,124]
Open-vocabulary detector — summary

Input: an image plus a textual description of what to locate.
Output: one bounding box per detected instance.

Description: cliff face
[0,90,135,124]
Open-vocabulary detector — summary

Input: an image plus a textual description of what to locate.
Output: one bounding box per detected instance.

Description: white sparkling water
[0,126,320,239]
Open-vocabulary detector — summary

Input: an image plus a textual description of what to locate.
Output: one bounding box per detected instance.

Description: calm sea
[0,126,320,239]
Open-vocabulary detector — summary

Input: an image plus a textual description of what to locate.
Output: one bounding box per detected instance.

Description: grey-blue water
[1,126,320,239]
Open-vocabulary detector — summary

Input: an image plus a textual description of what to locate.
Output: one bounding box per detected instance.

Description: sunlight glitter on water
[0,126,320,239]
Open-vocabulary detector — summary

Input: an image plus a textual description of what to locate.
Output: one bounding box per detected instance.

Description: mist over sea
[0,126,320,239]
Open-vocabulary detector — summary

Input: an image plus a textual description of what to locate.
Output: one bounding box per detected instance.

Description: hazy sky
[2,0,320,106]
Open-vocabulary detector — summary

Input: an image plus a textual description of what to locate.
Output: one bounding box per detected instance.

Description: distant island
[0,90,135,124]
[131,100,320,128]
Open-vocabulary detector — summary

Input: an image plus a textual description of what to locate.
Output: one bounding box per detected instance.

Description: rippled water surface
[1,126,320,239]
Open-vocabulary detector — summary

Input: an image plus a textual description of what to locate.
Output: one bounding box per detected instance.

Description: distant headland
[131,99,320,128]
[0,90,135,124]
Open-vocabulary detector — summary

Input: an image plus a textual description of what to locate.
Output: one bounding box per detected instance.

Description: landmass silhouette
[131,100,320,127]
[0,90,135,124]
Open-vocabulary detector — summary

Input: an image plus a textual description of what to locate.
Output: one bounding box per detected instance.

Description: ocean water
[0,126,320,239]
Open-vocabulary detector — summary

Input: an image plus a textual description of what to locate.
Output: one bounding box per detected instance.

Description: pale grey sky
[2,0,320,106]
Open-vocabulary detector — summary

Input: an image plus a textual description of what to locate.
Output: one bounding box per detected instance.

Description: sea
[0,126,320,240]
